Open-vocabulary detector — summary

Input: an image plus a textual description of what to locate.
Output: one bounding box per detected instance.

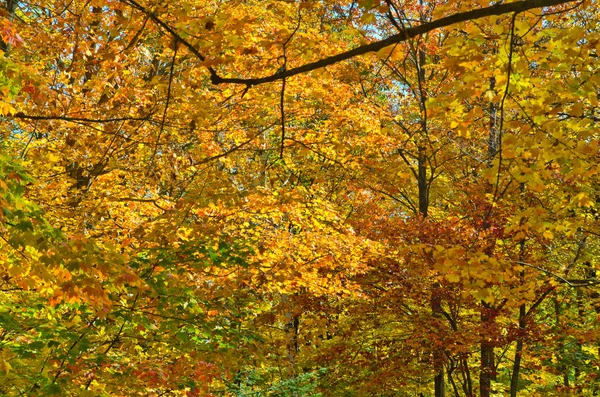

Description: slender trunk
[460,357,473,396]
[282,294,299,377]
[510,302,526,397]
[593,289,600,396]
[432,284,445,397]
[415,37,444,397]
[480,303,494,397]
[418,147,428,217]
[480,75,499,397]
[574,288,584,392]
[510,231,527,397]
[447,361,460,397]
[419,145,443,396]
[554,298,570,388]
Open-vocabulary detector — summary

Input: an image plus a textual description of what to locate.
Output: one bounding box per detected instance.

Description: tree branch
[513,261,598,288]
[151,42,178,162]
[119,0,578,87]
[12,113,154,123]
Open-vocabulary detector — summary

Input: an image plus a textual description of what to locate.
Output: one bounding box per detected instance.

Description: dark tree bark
[120,0,579,87]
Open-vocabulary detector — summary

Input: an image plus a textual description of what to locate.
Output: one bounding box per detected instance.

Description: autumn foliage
[1,0,599,396]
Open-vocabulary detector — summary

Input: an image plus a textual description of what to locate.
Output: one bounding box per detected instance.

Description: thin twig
[150,43,178,164]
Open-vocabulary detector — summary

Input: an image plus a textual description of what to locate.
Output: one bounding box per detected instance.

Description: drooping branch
[121,0,578,87]
[12,113,155,123]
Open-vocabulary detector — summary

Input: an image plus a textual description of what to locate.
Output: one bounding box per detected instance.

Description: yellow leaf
[572,192,593,207]
[2,360,11,374]
[0,101,15,116]
[446,273,460,283]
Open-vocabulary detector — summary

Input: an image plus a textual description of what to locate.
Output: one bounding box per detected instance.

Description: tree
[1,0,599,396]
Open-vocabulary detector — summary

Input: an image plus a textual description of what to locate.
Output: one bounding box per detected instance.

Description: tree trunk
[0,0,16,54]
[510,232,527,397]
[432,283,445,397]
[418,145,443,396]
[480,74,499,397]
[510,303,526,397]
[480,303,494,397]
[282,294,299,377]
[415,31,444,397]
[554,299,570,388]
